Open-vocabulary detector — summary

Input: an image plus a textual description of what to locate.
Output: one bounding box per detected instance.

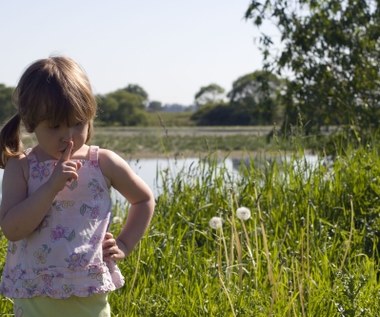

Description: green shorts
[13,293,111,317]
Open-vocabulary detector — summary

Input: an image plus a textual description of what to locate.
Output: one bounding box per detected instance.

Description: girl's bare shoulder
[3,153,29,182]
[97,148,132,178]
[97,148,125,166]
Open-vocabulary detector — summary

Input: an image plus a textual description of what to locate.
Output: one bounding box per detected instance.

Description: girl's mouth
[59,146,74,155]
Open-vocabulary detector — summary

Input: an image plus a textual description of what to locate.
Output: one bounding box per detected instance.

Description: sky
[0,1,273,106]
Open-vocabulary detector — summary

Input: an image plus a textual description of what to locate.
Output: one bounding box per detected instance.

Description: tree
[228,70,284,125]
[246,0,380,133]
[97,88,147,126]
[190,103,235,125]
[0,84,15,124]
[96,94,118,123]
[194,83,225,107]
[123,84,148,104]
[147,101,162,112]
[191,71,283,126]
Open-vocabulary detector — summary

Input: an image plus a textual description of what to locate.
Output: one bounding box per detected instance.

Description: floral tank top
[0,146,125,299]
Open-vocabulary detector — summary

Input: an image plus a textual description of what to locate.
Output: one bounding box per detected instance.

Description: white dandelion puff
[112,216,123,224]
[209,216,223,230]
[236,207,251,221]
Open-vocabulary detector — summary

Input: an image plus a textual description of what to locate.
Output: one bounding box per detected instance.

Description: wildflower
[209,216,223,230]
[112,216,123,224]
[236,207,251,221]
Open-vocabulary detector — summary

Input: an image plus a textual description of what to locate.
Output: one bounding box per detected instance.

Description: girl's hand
[102,232,127,262]
[48,141,82,193]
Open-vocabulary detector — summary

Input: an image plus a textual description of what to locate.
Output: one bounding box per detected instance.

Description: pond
[111,157,237,204]
[0,157,236,202]
[0,155,320,203]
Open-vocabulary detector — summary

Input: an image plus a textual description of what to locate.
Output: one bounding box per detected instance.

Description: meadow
[0,127,380,316]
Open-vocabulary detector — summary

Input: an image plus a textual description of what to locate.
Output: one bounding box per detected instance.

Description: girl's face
[33,119,89,160]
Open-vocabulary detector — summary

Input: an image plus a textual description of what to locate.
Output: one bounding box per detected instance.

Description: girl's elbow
[1,228,20,242]
[141,194,155,214]
[0,222,24,242]
[148,193,155,210]
[143,188,155,208]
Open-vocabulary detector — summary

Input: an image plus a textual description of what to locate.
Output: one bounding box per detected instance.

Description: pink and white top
[0,146,125,299]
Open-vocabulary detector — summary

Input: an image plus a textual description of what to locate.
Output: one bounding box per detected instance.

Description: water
[0,158,236,203]
[0,155,319,203]
[112,157,236,203]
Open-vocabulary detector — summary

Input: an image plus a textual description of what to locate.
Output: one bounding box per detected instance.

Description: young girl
[0,56,155,316]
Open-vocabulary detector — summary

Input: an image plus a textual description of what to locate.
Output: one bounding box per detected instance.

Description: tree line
[0,70,285,127]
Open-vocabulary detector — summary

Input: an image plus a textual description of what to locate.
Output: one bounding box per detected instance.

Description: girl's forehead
[44,114,86,125]
[36,106,86,124]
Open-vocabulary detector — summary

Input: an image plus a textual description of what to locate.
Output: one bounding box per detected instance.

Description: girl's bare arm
[99,149,155,260]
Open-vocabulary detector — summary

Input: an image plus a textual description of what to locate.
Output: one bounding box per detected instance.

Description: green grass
[145,111,195,127]
[1,140,380,316]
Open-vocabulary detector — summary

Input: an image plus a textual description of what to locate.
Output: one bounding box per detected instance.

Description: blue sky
[0,1,273,105]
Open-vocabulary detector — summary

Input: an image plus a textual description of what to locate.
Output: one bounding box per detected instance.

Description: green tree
[228,70,284,125]
[0,84,15,124]
[97,88,147,126]
[194,83,225,107]
[190,103,234,125]
[123,84,148,104]
[191,71,283,126]
[96,94,118,123]
[246,0,380,134]
[147,101,162,112]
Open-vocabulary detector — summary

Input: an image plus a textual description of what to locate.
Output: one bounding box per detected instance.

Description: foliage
[123,84,149,102]
[228,70,285,125]
[194,83,225,107]
[191,71,284,126]
[246,0,380,134]
[147,100,163,112]
[0,84,15,124]
[145,111,194,127]
[190,103,235,126]
[97,87,148,126]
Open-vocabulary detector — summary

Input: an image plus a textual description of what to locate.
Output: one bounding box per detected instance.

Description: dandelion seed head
[236,207,251,221]
[209,216,223,230]
[112,216,123,224]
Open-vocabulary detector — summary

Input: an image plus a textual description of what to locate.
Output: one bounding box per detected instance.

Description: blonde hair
[0,56,97,168]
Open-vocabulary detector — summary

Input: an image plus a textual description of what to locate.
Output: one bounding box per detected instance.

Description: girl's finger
[60,141,73,162]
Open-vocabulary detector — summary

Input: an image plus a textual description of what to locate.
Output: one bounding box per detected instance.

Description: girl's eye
[50,124,60,129]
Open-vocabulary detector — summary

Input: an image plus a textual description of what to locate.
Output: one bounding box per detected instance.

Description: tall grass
[1,144,380,316]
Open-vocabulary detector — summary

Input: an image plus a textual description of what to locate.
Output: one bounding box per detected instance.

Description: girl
[0,56,155,316]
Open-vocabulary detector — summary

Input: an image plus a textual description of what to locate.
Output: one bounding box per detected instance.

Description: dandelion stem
[128,241,142,299]
[218,270,237,317]
[220,228,230,279]
[255,187,277,308]
[339,197,355,271]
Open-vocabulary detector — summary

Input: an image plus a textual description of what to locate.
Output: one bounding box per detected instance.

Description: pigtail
[0,114,23,168]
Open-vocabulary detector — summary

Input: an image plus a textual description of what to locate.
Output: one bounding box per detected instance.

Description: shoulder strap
[24,148,33,156]
[24,148,37,162]
[89,146,99,166]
